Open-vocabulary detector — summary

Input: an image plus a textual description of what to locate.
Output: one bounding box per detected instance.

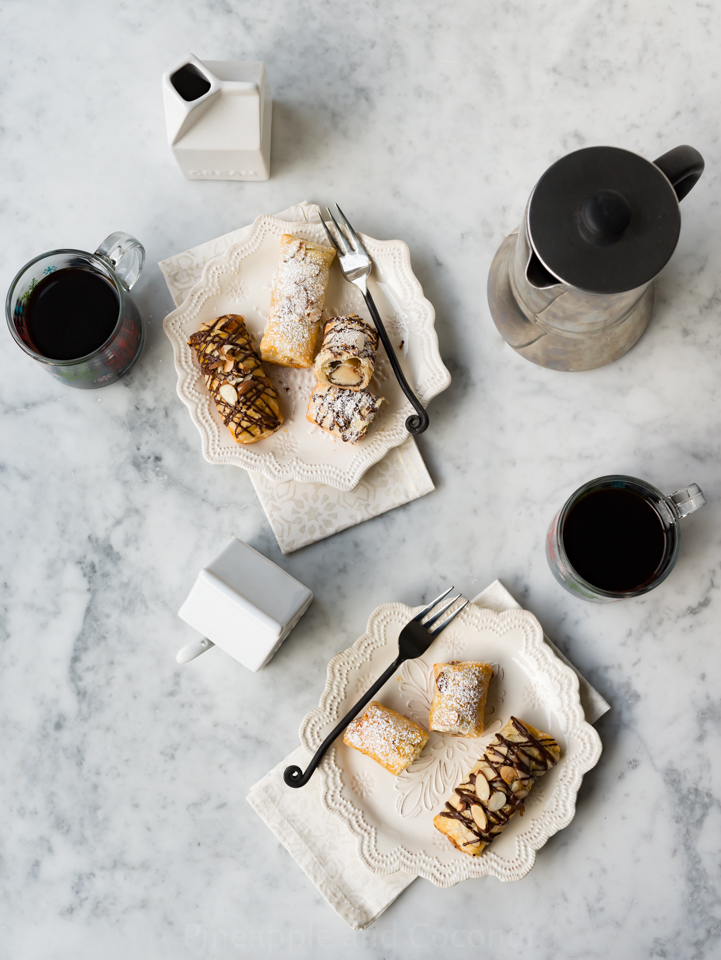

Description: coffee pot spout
[525,248,561,289]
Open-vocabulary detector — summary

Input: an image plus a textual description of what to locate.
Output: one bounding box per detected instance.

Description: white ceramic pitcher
[162,54,272,181]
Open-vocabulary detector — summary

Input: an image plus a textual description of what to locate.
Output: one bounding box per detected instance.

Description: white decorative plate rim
[163,214,451,491]
[298,602,603,887]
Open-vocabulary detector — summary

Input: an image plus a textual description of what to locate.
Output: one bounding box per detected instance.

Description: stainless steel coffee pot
[487,145,704,371]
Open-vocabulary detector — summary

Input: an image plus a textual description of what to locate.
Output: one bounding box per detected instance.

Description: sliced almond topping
[237,380,253,396]
[500,765,516,784]
[218,382,238,405]
[447,793,462,811]
[471,804,488,832]
[223,358,235,373]
[488,791,507,813]
[475,774,490,802]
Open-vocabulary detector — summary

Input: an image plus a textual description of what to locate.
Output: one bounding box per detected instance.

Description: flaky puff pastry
[343,702,429,775]
[188,314,283,444]
[433,717,560,856]
[259,234,336,368]
[429,661,494,737]
[307,382,385,443]
[313,315,379,391]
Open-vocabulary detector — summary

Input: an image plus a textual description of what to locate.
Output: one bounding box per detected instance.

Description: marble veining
[1,0,721,957]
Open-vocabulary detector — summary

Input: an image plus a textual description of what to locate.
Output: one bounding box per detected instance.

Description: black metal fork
[321,204,430,435]
[283,587,469,788]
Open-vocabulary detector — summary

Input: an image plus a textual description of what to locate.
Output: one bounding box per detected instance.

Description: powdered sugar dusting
[319,315,378,360]
[344,702,428,774]
[265,313,318,352]
[431,662,493,734]
[271,235,334,328]
[307,382,385,443]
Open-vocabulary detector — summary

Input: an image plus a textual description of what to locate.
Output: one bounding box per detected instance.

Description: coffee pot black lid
[527,146,685,295]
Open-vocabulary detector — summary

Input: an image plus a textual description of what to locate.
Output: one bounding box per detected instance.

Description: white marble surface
[1,1,720,957]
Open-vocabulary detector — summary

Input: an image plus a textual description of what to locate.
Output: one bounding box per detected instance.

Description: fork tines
[323,207,347,253]
[414,587,469,637]
[413,586,454,622]
[321,203,364,256]
[428,599,469,637]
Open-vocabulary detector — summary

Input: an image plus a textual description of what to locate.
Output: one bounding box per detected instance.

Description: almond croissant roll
[259,234,336,368]
[433,717,560,856]
[188,314,283,444]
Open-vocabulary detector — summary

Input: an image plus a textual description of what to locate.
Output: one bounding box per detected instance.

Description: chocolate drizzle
[314,315,379,391]
[437,717,560,851]
[307,382,385,444]
[188,315,283,441]
[320,315,378,361]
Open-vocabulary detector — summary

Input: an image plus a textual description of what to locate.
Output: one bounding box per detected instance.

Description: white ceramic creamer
[176,537,312,670]
[162,54,272,181]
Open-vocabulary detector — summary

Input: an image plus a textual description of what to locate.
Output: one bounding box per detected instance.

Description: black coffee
[24,267,119,361]
[562,486,669,593]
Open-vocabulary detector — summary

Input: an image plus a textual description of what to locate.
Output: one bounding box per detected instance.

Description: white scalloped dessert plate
[163,214,451,491]
[298,602,602,887]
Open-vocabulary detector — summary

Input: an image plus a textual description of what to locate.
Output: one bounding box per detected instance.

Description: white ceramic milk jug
[162,54,272,181]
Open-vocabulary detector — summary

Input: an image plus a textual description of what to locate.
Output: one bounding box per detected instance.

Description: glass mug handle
[95,232,145,290]
[669,483,706,519]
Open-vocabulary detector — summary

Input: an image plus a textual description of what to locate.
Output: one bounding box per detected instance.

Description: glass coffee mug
[6,232,145,389]
[546,475,706,602]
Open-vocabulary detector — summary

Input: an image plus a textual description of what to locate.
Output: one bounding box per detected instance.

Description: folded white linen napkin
[246,580,610,930]
[159,202,435,554]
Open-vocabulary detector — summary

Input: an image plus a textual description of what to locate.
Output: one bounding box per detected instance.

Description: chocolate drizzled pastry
[433,717,560,856]
[306,381,385,444]
[188,314,283,444]
[313,315,379,391]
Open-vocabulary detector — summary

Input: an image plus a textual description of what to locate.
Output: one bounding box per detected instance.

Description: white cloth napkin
[246,580,610,930]
[159,202,435,554]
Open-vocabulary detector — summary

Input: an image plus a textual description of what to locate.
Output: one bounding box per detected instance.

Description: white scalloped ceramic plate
[298,602,602,887]
[163,214,451,491]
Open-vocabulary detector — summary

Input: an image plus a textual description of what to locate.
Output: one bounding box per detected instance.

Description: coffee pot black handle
[654,145,705,202]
